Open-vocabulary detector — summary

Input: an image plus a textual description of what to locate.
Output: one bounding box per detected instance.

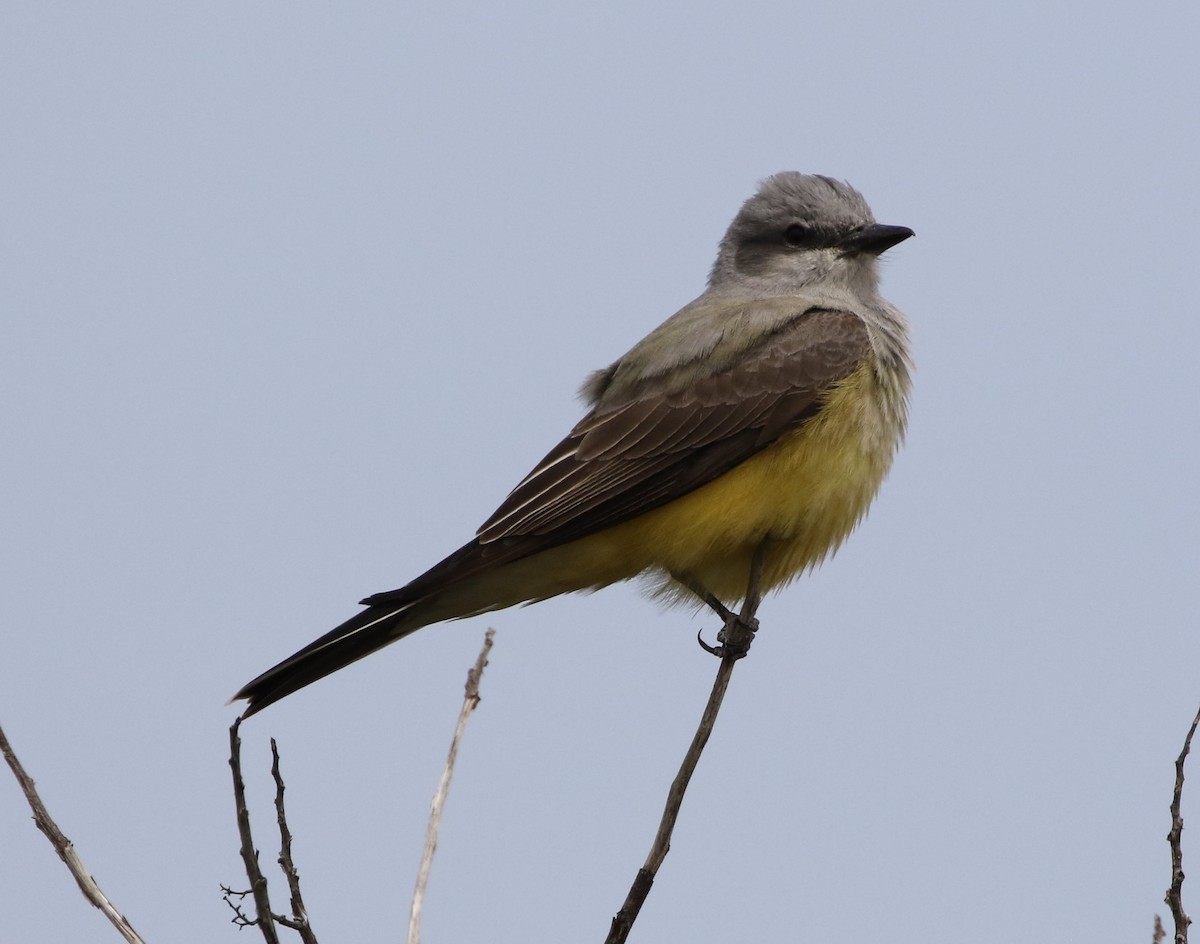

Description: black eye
[783,223,814,248]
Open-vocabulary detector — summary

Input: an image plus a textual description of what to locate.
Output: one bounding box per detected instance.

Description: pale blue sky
[3,3,1199,942]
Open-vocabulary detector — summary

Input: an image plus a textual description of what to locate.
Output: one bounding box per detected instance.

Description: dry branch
[224,720,320,942]
[1166,704,1200,944]
[227,718,282,944]
[408,628,496,944]
[0,722,146,944]
[605,539,770,943]
[271,739,319,943]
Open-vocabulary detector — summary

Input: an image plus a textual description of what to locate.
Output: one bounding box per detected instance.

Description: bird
[234,172,913,717]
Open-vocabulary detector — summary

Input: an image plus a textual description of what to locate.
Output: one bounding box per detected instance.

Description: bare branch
[1156,914,1167,944]
[408,628,496,944]
[0,722,146,944]
[228,718,282,944]
[605,539,771,944]
[220,885,258,929]
[271,738,319,944]
[1167,704,1200,944]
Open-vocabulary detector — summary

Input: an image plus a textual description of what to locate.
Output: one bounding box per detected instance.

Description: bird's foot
[696,612,759,659]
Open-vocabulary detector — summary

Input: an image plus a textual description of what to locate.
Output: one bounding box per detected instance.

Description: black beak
[841,223,914,257]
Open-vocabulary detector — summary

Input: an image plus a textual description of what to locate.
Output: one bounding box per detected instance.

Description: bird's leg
[673,572,738,624]
[715,537,771,656]
[672,572,740,656]
[739,536,771,621]
[684,537,773,659]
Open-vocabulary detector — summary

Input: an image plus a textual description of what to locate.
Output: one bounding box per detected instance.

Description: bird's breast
[615,362,903,600]
[491,361,906,607]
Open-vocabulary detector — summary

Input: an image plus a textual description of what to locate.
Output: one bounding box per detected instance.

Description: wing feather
[476,307,869,544]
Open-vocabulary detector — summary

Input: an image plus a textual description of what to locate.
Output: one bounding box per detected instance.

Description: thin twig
[271,738,319,944]
[228,718,281,944]
[408,628,496,944]
[0,722,146,944]
[605,539,771,944]
[1167,704,1200,944]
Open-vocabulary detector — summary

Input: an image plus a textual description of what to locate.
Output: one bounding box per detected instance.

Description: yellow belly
[416,364,900,624]
[605,364,895,598]
[474,364,898,609]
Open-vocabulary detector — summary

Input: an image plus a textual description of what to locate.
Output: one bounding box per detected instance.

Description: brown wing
[475,306,870,545]
[239,308,870,716]
[358,307,866,619]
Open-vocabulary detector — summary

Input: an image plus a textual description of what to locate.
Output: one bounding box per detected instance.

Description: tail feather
[233,601,422,717]
[233,535,552,717]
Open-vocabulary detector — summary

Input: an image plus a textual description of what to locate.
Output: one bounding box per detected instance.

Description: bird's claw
[696,613,759,659]
[696,628,723,656]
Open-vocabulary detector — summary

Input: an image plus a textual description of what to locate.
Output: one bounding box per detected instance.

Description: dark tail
[233,534,549,717]
[232,600,423,718]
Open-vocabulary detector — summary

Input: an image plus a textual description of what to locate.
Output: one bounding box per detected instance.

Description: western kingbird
[235,172,912,717]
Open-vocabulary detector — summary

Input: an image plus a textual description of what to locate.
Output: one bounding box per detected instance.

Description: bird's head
[709,172,913,298]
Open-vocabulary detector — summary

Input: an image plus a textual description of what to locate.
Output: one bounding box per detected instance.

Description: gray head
[708,172,913,297]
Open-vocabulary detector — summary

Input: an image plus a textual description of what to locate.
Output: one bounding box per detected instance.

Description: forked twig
[225,720,319,942]
[0,722,146,944]
[228,718,282,944]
